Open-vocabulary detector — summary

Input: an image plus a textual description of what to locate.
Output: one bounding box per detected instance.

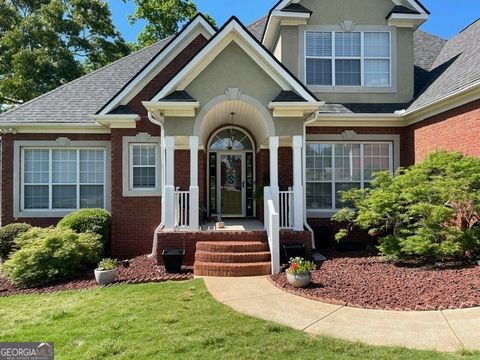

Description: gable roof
[151,16,319,103]
[407,19,480,112]
[0,37,172,124]
[0,16,266,125]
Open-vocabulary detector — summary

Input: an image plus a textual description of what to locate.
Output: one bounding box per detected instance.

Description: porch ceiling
[200,100,271,148]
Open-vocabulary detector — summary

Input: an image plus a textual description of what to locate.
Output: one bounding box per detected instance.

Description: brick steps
[194,240,272,277]
[196,241,269,253]
[194,261,271,277]
[195,250,271,263]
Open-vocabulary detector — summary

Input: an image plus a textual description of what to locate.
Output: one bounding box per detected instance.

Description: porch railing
[279,188,294,230]
[174,188,190,229]
[264,186,280,274]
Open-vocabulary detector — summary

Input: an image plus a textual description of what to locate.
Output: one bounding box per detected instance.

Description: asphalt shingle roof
[0,37,172,123]
[408,19,480,111]
[0,10,476,121]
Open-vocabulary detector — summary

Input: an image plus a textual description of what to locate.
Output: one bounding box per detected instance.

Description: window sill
[122,189,162,197]
[15,209,87,218]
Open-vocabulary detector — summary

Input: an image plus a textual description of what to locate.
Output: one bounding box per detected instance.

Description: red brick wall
[128,35,208,116]
[1,133,110,227]
[278,147,293,190]
[405,100,480,163]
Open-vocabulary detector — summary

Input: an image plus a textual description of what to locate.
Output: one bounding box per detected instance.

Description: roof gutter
[401,80,480,125]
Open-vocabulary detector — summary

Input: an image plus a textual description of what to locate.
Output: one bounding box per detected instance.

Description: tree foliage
[0,0,131,105]
[333,151,480,263]
[126,0,215,49]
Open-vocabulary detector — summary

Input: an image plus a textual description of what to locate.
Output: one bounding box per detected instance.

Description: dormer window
[305,31,391,87]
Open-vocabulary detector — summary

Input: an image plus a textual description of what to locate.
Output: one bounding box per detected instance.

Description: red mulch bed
[0,255,193,297]
[271,251,480,311]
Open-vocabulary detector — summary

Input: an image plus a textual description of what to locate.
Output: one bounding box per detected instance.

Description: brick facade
[405,100,480,163]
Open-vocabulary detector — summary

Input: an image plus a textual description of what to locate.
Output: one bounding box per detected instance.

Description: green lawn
[0,280,477,360]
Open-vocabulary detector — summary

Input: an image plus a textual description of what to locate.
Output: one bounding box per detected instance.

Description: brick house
[1,0,479,276]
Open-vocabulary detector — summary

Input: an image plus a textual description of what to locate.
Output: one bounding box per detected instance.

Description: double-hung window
[22,148,105,210]
[130,144,157,189]
[306,142,393,211]
[305,31,391,87]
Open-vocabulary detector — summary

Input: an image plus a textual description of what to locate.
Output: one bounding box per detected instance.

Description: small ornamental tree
[333,151,480,263]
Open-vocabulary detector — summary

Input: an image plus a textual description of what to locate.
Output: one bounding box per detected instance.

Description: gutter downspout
[303,110,321,250]
[147,111,166,260]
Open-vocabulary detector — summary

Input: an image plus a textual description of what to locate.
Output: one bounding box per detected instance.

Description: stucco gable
[151,17,319,104]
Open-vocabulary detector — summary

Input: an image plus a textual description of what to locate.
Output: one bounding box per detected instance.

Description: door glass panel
[220,155,242,215]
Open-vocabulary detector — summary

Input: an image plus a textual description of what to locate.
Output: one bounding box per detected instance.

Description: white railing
[264,186,280,274]
[174,188,190,229]
[279,188,294,230]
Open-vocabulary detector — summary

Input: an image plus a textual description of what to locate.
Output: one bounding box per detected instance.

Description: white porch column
[269,136,279,210]
[292,135,304,231]
[164,136,175,230]
[189,136,199,230]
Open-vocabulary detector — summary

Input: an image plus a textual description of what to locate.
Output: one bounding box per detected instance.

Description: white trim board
[99,15,216,116]
[122,134,162,197]
[152,18,318,104]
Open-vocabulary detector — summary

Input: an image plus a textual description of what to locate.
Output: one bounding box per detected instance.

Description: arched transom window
[209,128,253,151]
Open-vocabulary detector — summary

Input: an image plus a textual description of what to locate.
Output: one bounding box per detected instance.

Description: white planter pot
[94,268,117,285]
[286,272,311,288]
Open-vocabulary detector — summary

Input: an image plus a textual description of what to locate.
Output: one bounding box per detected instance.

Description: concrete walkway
[204,276,480,352]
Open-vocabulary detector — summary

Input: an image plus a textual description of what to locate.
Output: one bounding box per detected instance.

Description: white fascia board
[269,101,324,109]
[91,114,139,129]
[153,20,317,103]
[0,122,112,134]
[271,10,311,19]
[388,13,429,28]
[402,81,480,125]
[143,101,200,117]
[99,16,215,116]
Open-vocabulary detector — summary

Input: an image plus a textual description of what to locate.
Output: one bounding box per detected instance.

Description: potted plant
[286,257,314,288]
[94,258,118,285]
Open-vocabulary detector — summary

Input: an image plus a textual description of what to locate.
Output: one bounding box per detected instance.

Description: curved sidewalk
[204,276,480,352]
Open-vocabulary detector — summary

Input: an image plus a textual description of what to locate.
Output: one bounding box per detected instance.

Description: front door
[218,153,244,217]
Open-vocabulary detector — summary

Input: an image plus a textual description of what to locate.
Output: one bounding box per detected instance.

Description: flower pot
[94,268,117,285]
[162,249,185,274]
[287,272,311,288]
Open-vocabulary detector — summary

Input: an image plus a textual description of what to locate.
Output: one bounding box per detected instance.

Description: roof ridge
[459,17,480,34]
[0,36,173,118]
[247,15,267,27]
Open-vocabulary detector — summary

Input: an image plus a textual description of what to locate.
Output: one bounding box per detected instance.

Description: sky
[109,0,480,43]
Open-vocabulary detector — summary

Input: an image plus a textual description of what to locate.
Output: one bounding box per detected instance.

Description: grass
[0,280,478,360]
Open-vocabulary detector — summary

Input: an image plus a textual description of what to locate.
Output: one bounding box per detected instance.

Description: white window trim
[122,134,161,197]
[13,140,111,218]
[305,133,400,218]
[299,25,397,94]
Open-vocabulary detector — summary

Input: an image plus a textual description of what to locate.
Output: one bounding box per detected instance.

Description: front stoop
[194,240,271,277]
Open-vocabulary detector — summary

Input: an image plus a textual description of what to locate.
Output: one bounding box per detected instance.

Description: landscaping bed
[271,251,480,311]
[0,255,193,297]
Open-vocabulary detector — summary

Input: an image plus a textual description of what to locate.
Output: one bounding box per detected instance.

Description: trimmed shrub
[0,223,31,260]
[57,209,111,247]
[1,227,102,287]
[333,151,480,263]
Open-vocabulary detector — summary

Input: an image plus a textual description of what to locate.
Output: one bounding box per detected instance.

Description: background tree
[0,0,131,107]
[333,151,480,263]
[126,0,215,49]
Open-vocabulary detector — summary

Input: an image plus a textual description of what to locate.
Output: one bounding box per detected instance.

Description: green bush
[57,209,111,247]
[97,258,118,271]
[0,223,31,260]
[333,151,480,263]
[1,227,102,287]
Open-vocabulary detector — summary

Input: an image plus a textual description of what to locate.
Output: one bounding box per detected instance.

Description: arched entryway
[207,126,255,218]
